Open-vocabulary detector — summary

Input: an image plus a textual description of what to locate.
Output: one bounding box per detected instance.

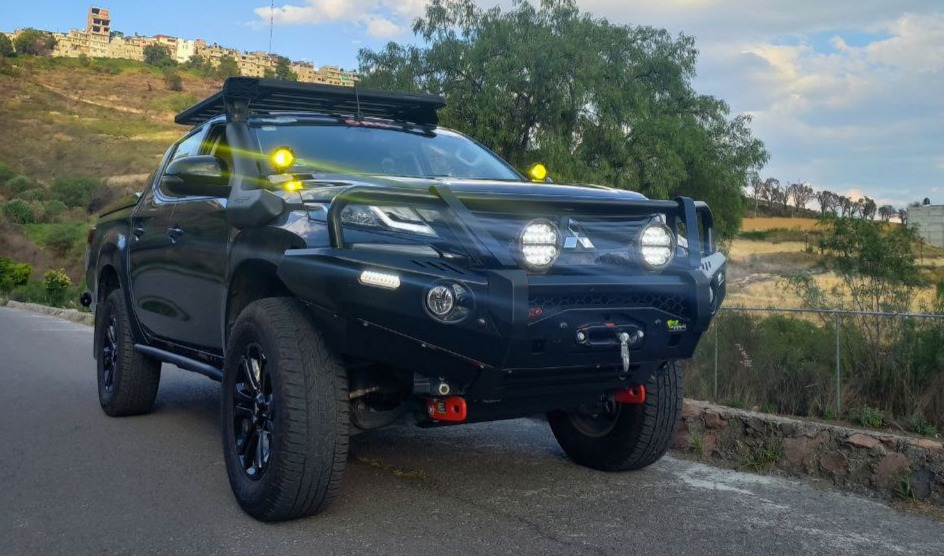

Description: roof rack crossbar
[174,77,445,127]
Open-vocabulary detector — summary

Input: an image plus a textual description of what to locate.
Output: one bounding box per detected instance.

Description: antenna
[268,0,274,54]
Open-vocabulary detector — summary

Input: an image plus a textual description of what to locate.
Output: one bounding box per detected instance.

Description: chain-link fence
[686,307,944,433]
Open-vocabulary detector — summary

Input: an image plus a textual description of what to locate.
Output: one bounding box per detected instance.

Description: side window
[158,127,208,198]
[171,130,206,161]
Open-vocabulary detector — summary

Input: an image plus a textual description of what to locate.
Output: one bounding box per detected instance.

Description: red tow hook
[613,385,646,404]
[426,396,468,422]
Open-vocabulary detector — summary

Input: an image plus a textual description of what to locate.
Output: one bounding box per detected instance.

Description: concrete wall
[908,205,944,248]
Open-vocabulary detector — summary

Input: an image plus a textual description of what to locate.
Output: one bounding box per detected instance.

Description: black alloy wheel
[232,343,275,479]
[100,313,119,393]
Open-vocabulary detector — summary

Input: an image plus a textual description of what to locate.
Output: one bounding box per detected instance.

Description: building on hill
[10,6,361,86]
[908,204,944,248]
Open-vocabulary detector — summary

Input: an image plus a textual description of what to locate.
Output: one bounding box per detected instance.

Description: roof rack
[174,77,446,127]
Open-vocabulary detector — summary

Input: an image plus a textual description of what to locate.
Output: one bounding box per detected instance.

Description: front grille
[529,291,690,318]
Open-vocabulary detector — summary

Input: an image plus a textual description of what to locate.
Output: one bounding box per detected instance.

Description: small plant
[738,440,784,471]
[689,432,706,458]
[896,468,917,502]
[851,406,886,429]
[759,403,775,414]
[910,416,938,437]
[43,268,72,307]
[725,400,745,410]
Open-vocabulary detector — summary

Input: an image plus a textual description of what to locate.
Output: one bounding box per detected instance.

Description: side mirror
[162,156,230,197]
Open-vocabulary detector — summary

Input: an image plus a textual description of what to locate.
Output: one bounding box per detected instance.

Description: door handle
[132,225,146,238]
[167,225,184,242]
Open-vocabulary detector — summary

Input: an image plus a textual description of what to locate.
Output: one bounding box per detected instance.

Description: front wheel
[221,297,349,522]
[548,361,683,471]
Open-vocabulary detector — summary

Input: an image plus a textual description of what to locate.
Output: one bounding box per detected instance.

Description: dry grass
[742,217,822,231]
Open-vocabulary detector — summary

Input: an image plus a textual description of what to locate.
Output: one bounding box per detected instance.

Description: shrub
[50,176,102,209]
[19,188,48,202]
[0,257,32,294]
[9,279,46,304]
[43,269,72,307]
[850,406,885,429]
[0,161,15,183]
[44,199,67,219]
[162,67,183,91]
[5,175,35,194]
[28,200,46,223]
[910,416,938,437]
[4,198,34,224]
[42,223,85,254]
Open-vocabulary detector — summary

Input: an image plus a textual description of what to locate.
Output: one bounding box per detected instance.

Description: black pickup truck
[83,77,726,522]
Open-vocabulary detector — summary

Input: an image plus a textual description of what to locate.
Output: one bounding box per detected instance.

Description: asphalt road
[2,305,943,555]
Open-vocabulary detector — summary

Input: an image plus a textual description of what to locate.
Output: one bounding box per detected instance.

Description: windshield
[251,120,522,181]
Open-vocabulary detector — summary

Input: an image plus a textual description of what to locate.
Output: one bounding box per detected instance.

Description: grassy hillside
[0,56,220,288]
[0,56,219,180]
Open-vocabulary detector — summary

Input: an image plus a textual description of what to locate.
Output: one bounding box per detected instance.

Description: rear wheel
[96,289,161,416]
[221,297,349,522]
[548,361,683,471]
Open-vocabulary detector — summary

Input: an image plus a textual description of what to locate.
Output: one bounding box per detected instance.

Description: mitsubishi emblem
[563,218,595,250]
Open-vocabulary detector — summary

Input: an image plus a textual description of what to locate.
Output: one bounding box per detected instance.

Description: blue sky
[3,1,943,207]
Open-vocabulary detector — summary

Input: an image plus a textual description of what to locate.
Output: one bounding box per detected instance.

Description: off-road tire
[548,361,683,471]
[221,297,349,522]
[96,289,162,416]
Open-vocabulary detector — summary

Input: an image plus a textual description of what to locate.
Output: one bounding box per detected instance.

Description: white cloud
[577,1,944,204]
[254,1,426,38]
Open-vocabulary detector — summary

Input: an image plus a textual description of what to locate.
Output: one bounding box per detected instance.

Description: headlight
[518,219,561,272]
[637,223,676,270]
[425,282,473,323]
[341,205,437,236]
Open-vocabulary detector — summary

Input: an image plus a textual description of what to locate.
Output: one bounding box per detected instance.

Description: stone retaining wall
[676,399,944,507]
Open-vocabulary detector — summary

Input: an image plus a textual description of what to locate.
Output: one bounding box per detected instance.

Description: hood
[295,174,648,204]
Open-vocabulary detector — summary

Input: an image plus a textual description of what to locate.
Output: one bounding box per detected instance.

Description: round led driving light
[519,219,561,272]
[637,223,676,270]
[426,285,456,317]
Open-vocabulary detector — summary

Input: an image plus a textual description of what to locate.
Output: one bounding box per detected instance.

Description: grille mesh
[529,291,690,318]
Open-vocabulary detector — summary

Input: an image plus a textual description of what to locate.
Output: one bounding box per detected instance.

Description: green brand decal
[667,319,687,332]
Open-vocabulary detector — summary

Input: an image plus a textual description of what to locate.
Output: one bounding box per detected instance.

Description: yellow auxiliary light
[283,180,303,192]
[270,146,296,173]
[528,163,548,183]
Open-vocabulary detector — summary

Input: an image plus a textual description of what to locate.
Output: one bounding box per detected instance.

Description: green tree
[3,198,34,224]
[0,34,14,58]
[43,269,72,307]
[143,44,175,68]
[0,258,32,294]
[50,176,102,209]
[182,54,212,77]
[13,29,57,56]
[358,0,767,240]
[274,56,297,81]
[216,55,240,79]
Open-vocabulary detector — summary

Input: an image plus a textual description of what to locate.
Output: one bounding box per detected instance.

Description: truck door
[128,127,207,342]
[158,125,233,351]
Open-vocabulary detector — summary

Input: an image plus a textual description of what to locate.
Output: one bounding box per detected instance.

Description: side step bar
[134,344,223,382]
